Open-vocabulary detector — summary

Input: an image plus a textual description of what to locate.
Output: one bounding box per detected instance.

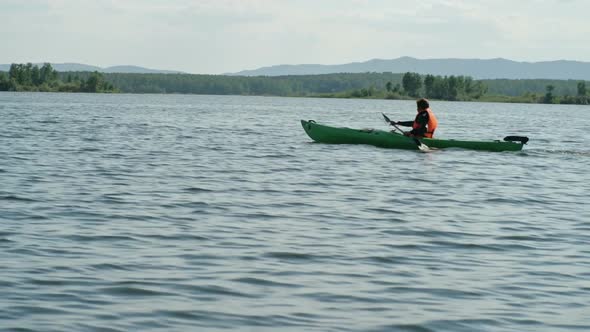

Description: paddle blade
[413,138,430,151]
[381,113,392,124]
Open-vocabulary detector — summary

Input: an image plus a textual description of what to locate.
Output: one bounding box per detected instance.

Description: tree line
[396,72,487,100]
[98,72,406,96]
[1,63,588,104]
[0,63,116,92]
[397,72,589,104]
[541,82,589,105]
[479,78,589,104]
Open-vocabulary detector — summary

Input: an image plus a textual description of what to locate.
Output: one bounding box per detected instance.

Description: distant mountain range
[0,63,183,74]
[228,57,590,80]
[3,58,590,80]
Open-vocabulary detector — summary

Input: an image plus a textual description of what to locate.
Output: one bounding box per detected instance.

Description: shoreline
[2,90,588,106]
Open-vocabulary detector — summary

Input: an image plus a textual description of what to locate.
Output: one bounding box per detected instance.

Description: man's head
[416,98,429,111]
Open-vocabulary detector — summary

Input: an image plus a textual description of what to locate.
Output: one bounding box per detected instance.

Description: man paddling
[390,98,438,138]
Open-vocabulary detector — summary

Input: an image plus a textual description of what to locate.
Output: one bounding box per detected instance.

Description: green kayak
[301,120,527,152]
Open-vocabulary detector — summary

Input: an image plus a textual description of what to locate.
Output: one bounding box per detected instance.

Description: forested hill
[97,72,590,98]
[230,57,590,80]
[0,63,181,74]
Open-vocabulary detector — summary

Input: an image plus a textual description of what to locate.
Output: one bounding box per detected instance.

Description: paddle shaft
[381,113,402,133]
[389,121,406,135]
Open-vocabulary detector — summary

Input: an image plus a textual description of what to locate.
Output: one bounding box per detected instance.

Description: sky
[1,0,589,74]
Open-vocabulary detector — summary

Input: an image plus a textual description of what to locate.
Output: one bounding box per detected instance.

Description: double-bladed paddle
[381,113,430,151]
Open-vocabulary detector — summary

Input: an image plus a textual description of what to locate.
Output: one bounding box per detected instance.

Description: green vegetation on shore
[0,63,117,93]
[1,63,589,105]
[315,72,589,105]
[313,73,487,101]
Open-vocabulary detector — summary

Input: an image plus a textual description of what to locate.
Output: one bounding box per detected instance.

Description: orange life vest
[412,108,438,138]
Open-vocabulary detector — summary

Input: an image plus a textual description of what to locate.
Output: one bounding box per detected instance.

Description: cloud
[0,0,589,73]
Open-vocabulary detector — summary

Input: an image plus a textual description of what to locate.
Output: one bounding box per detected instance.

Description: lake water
[1,92,589,332]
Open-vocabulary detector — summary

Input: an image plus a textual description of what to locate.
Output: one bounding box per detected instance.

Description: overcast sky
[1,0,588,74]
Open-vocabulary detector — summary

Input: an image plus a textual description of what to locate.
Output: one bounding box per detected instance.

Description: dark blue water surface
[1,92,589,331]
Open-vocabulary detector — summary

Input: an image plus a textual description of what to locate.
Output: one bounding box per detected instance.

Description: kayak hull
[301,120,524,152]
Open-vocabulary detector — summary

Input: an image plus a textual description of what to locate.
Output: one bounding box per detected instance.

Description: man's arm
[395,121,414,127]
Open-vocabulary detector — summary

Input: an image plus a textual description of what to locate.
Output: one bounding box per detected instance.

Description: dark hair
[416,98,429,110]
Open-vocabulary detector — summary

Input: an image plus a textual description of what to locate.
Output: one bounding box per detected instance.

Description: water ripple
[1,93,588,332]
